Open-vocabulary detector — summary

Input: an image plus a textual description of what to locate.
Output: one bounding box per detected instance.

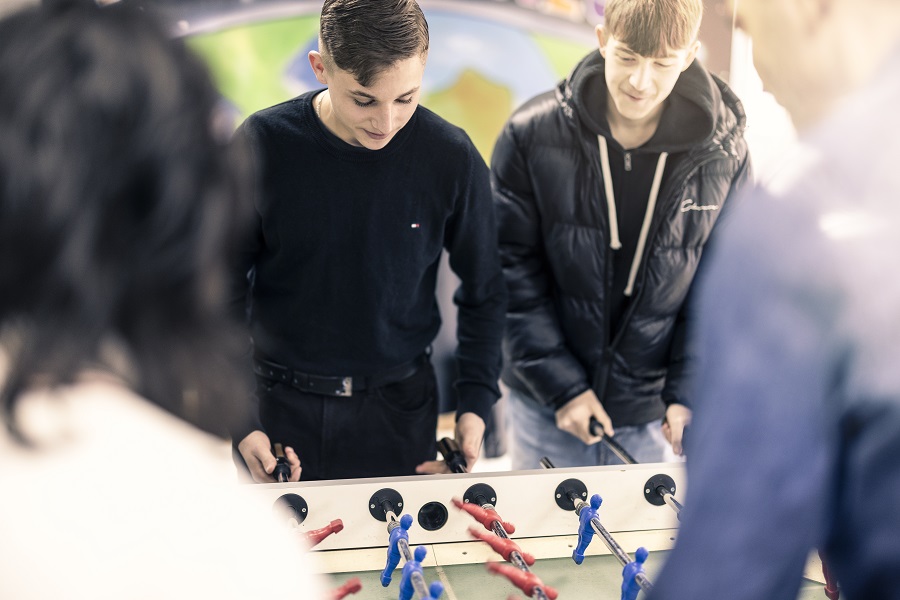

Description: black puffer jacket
[491,51,752,426]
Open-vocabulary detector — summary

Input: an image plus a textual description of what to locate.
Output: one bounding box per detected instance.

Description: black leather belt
[253,353,427,398]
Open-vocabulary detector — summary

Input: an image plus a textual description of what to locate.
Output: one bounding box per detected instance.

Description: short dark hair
[604,0,703,57]
[0,1,253,441]
[319,0,429,87]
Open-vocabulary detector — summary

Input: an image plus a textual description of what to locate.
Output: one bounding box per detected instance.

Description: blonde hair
[604,0,703,57]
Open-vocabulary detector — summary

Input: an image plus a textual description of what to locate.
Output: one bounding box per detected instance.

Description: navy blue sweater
[231,92,506,424]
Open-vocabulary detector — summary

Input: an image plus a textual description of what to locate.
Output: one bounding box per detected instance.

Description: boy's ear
[308,50,328,85]
[595,25,608,57]
[680,40,702,72]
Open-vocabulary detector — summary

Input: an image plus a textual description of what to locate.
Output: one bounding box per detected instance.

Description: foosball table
[251,463,833,599]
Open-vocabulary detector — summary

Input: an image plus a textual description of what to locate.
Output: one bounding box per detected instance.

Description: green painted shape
[533,32,594,78]
[187,16,319,118]
[422,68,513,163]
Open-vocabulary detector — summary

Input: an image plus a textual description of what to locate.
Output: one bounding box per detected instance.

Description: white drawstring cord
[598,136,622,250]
[624,152,668,296]
[597,135,668,297]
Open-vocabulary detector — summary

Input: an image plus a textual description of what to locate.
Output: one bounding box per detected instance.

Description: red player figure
[486,562,558,600]
[305,519,344,547]
[330,577,361,599]
[468,526,535,566]
[819,550,840,600]
[452,497,516,534]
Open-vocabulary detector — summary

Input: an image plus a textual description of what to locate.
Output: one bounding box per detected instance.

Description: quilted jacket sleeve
[662,141,754,408]
[491,119,591,409]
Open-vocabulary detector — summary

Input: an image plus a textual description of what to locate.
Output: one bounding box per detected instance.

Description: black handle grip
[437,437,467,473]
[272,442,291,482]
[589,417,638,465]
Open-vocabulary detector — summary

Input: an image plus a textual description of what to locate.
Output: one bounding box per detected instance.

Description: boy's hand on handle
[455,412,485,471]
[238,430,301,482]
[555,389,614,444]
[662,403,692,456]
[417,412,485,474]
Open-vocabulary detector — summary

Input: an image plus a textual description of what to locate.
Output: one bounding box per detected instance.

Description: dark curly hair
[0,1,253,442]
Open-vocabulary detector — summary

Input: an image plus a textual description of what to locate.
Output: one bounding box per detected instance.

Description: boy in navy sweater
[231,0,506,481]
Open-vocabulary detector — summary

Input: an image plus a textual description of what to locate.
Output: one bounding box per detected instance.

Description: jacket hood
[559,51,746,154]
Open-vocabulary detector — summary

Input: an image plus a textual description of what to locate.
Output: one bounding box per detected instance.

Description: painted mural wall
[186,1,599,162]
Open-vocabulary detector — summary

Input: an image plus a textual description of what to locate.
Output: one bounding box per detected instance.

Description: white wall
[728,29,799,185]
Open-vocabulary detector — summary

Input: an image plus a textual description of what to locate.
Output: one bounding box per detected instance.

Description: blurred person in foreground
[0,2,324,598]
[651,0,900,598]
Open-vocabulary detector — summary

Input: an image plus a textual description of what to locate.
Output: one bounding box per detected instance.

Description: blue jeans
[507,387,670,470]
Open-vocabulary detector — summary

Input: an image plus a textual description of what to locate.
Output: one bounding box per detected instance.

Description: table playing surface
[322,540,831,599]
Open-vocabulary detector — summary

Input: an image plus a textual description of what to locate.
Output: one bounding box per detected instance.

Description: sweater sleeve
[226,118,265,442]
[227,119,265,327]
[443,141,508,425]
[490,120,591,409]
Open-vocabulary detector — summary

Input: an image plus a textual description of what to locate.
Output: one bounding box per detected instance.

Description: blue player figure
[427,580,444,599]
[381,513,414,586]
[572,493,602,565]
[621,547,649,600]
[398,545,427,600]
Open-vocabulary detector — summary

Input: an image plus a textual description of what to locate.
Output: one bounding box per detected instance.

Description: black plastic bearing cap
[554,478,588,511]
[368,488,404,522]
[643,474,677,506]
[417,501,449,531]
[272,493,308,525]
[463,482,497,507]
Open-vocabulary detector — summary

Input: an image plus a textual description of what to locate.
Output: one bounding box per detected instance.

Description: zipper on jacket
[597,136,667,295]
[609,149,727,349]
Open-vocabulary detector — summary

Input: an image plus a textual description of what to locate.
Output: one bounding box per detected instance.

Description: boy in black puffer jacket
[491,0,752,469]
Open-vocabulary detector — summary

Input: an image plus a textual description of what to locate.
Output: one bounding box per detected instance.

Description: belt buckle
[337,377,353,397]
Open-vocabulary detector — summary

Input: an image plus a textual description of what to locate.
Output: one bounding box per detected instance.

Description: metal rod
[658,486,684,519]
[634,572,653,592]
[482,503,550,600]
[387,514,430,600]
[396,537,430,599]
[588,518,653,593]
[397,535,413,563]
[602,435,638,465]
[589,418,638,464]
[570,496,654,594]
[578,504,653,593]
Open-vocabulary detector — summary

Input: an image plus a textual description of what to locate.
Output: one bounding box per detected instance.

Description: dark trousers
[256,360,439,480]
